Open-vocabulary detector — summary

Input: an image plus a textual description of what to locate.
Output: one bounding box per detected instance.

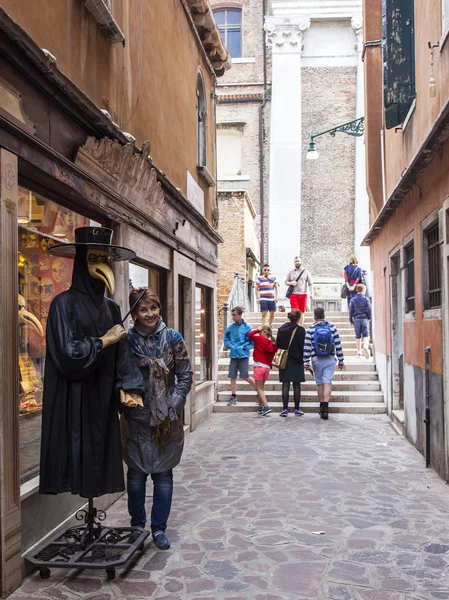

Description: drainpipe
[380,129,387,205]
[259,0,268,264]
[424,346,431,468]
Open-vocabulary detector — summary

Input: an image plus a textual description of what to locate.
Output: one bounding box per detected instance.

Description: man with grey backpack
[303,307,344,420]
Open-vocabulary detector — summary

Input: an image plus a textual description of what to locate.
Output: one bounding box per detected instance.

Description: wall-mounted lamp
[18,191,32,224]
[52,213,67,238]
[306,117,365,161]
[306,140,319,160]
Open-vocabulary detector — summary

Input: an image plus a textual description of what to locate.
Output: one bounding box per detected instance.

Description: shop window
[404,241,415,312]
[217,129,242,177]
[129,262,167,323]
[424,224,442,309]
[17,186,97,484]
[214,8,242,58]
[196,72,207,168]
[195,286,212,382]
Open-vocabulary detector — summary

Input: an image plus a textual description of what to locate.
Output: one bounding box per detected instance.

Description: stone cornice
[264,16,311,54]
[185,0,231,76]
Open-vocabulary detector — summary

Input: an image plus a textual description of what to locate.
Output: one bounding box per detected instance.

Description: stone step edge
[213,402,387,412]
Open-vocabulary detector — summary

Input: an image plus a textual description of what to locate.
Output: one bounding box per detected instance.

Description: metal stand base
[25,498,150,580]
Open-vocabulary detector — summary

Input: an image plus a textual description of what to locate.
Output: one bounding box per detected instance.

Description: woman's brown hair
[129,287,161,316]
[287,309,302,323]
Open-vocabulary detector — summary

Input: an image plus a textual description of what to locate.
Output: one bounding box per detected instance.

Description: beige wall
[2,0,217,221]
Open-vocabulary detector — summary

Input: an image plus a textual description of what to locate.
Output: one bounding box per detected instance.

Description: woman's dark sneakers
[319,402,329,420]
[153,531,170,549]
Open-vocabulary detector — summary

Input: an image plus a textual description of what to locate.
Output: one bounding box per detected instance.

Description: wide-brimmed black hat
[47,227,136,261]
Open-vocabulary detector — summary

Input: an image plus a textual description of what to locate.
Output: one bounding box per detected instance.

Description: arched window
[213,8,242,58]
[196,71,207,167]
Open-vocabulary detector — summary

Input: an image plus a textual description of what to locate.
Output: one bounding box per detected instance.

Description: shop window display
[195,286,212,382]
[17,186,97,484]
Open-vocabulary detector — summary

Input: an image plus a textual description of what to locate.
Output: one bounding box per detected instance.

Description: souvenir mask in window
[51,258,70,283]
[41,237,56,254]
[39,256,50,271]
[30,276,40,298]
[39,278,53,303]
[26,232,38,248]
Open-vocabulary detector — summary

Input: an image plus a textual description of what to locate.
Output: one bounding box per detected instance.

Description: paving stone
[10,414,449,600]
[185,579,216,593]
[424,543,449,554]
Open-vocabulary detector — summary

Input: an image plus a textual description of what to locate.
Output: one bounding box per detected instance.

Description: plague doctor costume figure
[39,227,144,498]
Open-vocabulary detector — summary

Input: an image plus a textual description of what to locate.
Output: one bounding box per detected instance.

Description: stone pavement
[12,413,449,600]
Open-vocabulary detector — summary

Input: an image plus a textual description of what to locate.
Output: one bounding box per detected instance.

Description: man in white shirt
[285,256,313,326]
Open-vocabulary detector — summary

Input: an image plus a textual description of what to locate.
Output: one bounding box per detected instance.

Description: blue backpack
[313,322,334,356]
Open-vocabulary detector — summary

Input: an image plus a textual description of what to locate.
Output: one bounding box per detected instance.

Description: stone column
[0,149,22,595]
[265,15,310,285]
[352,16,370,271]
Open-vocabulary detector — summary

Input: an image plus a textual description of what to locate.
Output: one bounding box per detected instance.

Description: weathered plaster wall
[370,140,448,374]
[1,0,217,221]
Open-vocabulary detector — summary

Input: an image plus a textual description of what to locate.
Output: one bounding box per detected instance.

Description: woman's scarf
[127,320,180,451]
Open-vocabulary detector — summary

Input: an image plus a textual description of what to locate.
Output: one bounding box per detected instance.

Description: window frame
[404,240,415,313]
[213,6,243,58]
[195,285,213,383]
[216,128,243,178]
[422,213,442,313]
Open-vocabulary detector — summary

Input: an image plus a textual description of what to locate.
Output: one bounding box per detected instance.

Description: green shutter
[383,0,415,129]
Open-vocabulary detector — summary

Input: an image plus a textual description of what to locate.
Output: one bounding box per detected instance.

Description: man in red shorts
[285,256,313,326]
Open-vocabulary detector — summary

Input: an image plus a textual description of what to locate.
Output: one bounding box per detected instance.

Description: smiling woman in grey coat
[120,288,193,550]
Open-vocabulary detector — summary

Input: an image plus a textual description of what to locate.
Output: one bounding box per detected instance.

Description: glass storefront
[195,286,212,382]
[129,262,167,323]
[17,186,97,484]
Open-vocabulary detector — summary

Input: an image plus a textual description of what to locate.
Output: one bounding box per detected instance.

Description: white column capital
[264,16,311,54]
[351,15,363,52]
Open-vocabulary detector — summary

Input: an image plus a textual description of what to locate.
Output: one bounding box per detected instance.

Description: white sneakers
[362,337,370,360]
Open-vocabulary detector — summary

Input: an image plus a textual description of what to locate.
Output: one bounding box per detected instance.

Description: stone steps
[214,402,386,414]
[216,390,384,403]
[217,370,378,381]
[218,380,381,392]
[216,358,375,369]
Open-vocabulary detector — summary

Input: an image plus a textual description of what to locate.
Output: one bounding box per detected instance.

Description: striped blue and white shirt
[303,321,344,364]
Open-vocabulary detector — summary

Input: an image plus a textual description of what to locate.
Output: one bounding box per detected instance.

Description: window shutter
[382,0,415,129]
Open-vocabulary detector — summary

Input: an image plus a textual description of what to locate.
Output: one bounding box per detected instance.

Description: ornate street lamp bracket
[306,117,365,160]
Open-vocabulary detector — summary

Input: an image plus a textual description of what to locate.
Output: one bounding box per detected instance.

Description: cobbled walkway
[12,413,449,600]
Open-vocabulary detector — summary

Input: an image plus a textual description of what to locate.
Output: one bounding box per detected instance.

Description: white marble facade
[266,0,369,290]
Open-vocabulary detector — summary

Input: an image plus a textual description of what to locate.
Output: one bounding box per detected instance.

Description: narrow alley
[13,413,449,600]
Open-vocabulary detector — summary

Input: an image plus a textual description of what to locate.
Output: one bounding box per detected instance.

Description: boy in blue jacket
[349,284,372,359]
[223,306,256,405]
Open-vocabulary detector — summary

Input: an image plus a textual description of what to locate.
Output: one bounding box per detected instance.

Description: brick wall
[216,192,247,341]
[301,66,357,278]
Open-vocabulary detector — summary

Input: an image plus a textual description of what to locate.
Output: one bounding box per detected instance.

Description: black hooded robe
[39,251,144,498]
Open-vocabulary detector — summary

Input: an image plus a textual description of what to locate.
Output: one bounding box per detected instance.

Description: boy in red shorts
[247,325,278,416]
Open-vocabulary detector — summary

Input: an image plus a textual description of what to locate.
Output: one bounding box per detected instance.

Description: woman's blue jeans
[127,468,173,534]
